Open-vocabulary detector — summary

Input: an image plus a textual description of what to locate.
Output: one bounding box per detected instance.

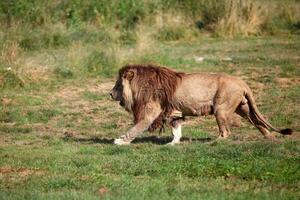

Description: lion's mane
[119,64,184,131]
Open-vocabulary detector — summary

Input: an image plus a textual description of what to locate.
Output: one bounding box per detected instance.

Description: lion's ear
[123,70,135,81]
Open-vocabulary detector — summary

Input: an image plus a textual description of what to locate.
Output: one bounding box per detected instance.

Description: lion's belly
[174,74,218,116]
[177,101,214,116]
[174,89,214,116]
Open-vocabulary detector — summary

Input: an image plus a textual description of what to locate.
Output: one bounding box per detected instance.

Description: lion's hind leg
[215,109,231,139]
[235,103,272,139]
[214,93,244,139]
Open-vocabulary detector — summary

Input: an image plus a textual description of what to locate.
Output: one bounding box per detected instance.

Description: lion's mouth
[119,99,125,107]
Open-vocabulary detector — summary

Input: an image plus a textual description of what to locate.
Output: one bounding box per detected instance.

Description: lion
[110,64,292,145]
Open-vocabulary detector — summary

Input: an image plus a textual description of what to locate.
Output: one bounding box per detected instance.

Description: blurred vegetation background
[0,0,299,88]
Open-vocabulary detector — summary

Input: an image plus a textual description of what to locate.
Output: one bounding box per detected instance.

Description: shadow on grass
[63,135,212,145]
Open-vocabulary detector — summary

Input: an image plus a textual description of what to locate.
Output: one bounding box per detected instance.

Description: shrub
[154,11,196,41]
[19,31,70,51]
[83,48,118,77]
[54,67,73,79]
[157,27,186,41]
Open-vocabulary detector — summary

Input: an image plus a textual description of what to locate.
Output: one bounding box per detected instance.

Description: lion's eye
[114,83,122,91]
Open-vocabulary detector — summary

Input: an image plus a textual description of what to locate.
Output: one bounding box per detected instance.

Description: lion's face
[110,69,135,111]
[110,76,124,103]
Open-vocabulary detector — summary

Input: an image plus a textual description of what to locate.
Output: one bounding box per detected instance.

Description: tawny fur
[110,64,292,143]
[122,78,134,112]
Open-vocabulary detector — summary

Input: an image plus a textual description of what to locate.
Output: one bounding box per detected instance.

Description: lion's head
[110,64,184,131]
[110,66,135,112]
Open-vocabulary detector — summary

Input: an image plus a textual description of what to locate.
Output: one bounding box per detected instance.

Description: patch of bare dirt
[275,77,300,88]
[88,81,114,94]
[54,80,114,101]
[0,97,14,105]
[55,85,85,100]
[0,166,45,177]
[47,79,128,138]
[98,186,109,196]
[53,80,115,114]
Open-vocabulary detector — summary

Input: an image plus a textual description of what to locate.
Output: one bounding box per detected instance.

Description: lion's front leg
[168,123,182,145]
[167,117,183,145]
[114,102,162,145]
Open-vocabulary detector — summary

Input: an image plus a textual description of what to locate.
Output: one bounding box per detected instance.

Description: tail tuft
[280,128,293,135]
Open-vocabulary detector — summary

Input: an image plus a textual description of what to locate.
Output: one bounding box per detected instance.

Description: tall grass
[0,0,299,88]
[215,0,267,37]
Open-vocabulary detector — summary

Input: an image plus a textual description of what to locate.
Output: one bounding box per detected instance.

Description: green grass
[1,35,300,199]
[0,141,299,199]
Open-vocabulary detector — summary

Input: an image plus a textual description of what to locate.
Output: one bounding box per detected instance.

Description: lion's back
[175,72,248,105]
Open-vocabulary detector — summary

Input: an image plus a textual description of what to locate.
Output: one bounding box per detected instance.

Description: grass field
[1,0,300,199]
[1,34,300,199]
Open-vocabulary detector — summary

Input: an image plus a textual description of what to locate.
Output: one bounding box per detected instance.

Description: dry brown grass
[280,3,300,25]
[215,0,267,37]
[0,41,21,67]
[151,10,199,41]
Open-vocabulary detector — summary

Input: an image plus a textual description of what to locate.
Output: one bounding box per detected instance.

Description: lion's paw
[216,135,229,140]
[114,138,131,145]
[166,141,180,146]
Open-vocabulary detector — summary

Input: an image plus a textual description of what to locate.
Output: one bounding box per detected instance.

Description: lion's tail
[245,88,292,135]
